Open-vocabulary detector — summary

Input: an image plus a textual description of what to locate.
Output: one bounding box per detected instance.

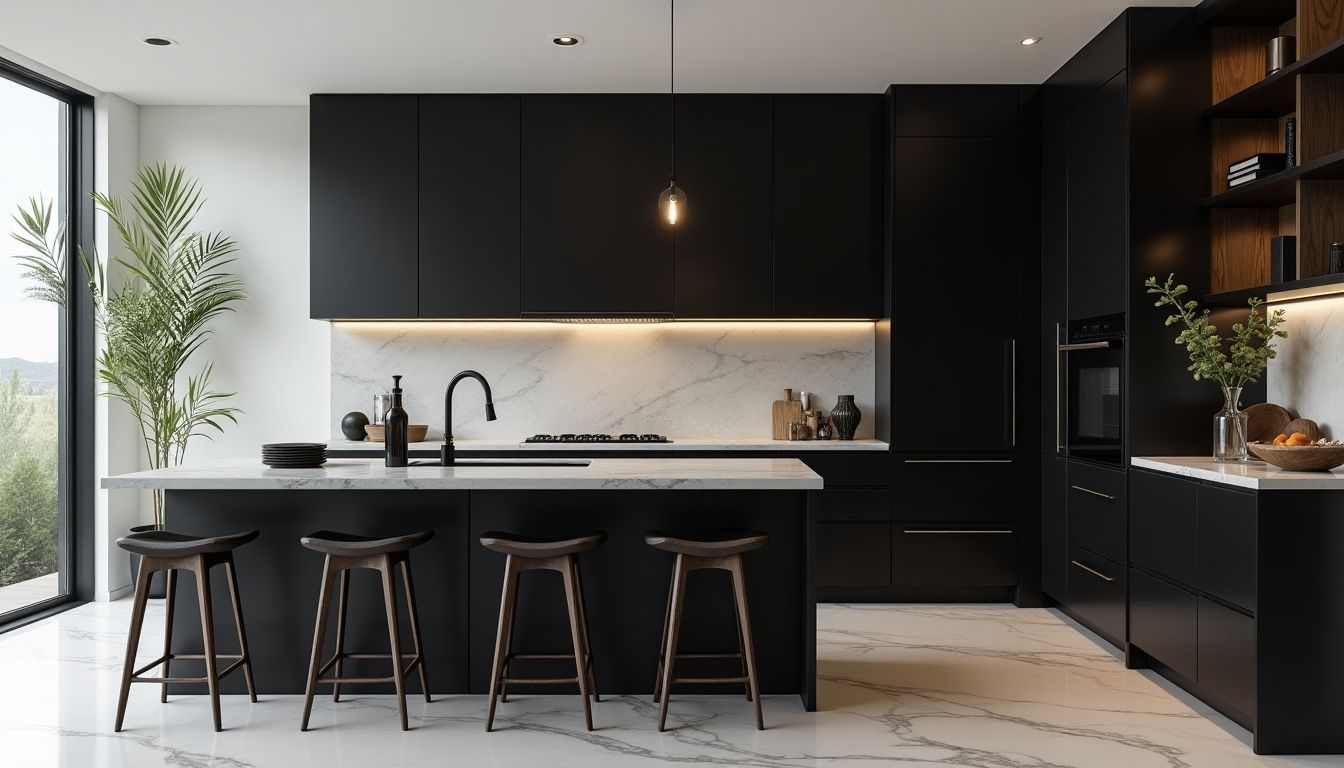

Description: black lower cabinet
[1197,597,1255,722]
[816,523,891,587]
[893,457,1017,520]
[1128,568,1198,681]
[1065,544,1126,645]
[1041,456,1066,600]
[892,527,1016,586]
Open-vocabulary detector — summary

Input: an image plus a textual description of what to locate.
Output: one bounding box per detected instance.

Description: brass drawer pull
[1071,559,1115,583]
[1070,484,1116,501]
[903,529,1013,534]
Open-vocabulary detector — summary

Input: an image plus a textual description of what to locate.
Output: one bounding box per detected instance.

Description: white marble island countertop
[1133,456,1344,490]
[102,457,824,491]
[326,437,889,453]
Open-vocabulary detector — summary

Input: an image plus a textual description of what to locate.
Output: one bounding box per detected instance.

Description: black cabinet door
[890,136,1019,450]
[773,95,883,319]
[1041,456,1067,600]
[817,523,891,586]
[1066,544,1127,646]
[1130,569,1198,680]
[1196,485,1257,612]
[892,527,1017,586]
[1197,597,1256,719]
[1066,460,1127,564]
[419,96,521,318]
[1065,71,1127,320]
[1129,469,1197,586]
[520,95,673,316]
[893,457,1017,521]
[310,95,418,319]
[673,96,773,318]
[1041,118,1067,453]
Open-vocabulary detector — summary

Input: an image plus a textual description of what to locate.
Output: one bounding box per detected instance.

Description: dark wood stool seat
[114,529,260,733]
[481,531,605,732]
[300,529,434,732]
[648,530,767,731]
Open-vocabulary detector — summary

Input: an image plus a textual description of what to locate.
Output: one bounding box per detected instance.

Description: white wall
[136,107,329,461]
[1268,295,1344,438]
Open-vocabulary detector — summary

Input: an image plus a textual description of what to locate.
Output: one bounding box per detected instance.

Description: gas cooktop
[525,433,672,444]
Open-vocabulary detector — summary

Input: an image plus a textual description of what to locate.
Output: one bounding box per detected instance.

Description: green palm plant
[9,164,246,526]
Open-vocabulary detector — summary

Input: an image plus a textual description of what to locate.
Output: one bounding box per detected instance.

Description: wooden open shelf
[1204,37,1344,118]
[1204,147,1344,206]
[1203,272,1344,305]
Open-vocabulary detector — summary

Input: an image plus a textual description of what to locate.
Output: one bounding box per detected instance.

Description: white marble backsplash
[1268,295,1344,438]
[330,322,875,440]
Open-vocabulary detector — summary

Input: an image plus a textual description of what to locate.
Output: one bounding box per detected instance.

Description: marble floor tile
[1,600,1340,767]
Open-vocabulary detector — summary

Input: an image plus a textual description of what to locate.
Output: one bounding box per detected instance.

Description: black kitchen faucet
[442,370,496,465]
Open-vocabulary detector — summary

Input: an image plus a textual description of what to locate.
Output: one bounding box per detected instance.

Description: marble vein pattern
[100,458,824,491]
[329,322,875,440]
[2,601,1339,767]
[1132,456,1344,490]
[1268,295,1344,439]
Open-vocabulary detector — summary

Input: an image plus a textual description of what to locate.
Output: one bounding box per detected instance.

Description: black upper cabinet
[672,95,774,318]
[310,95,418,319]
[419,96,521,318]
[890,135,1019,450]
[1065,72,1128,320]
[773,95,884,318]
[520,95,673,316]
[888,85,1020,137]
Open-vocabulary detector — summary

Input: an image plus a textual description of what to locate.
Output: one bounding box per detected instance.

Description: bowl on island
[1248,441,1344,471]
[363,424,429,443]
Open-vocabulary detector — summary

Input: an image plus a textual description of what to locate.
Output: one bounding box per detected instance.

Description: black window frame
[0,56,95,631]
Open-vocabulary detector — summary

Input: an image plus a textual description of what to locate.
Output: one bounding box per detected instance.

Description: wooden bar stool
[479,531,605,732]
[646,530,768,732]
[114,529,260,733]
[299,530,434,731]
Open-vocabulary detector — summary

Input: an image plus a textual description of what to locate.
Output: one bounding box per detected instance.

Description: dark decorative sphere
[341,411,370,440]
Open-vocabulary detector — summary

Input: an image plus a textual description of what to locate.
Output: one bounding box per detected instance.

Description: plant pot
[126,524,168,598]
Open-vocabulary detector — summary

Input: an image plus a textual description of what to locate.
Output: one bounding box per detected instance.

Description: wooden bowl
[363,424,429,443]
[1248,442,1344,471]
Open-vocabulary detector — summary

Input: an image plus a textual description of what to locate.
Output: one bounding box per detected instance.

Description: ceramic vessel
[830,395,861,440]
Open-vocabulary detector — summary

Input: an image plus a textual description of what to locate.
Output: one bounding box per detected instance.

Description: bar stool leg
[732,584,751,702]
[653,568,675,704]
[331,570,349,703]
[301,556,337,731]
[560,556,594,731]
[728,555,764,730]
[223,557,257,702]
[485,555,519,732]
[115,559,154,732]
[192,556,223,732]
[379,556,410,731]
[398,558,432,703]
[573,558,600,703]
[160,568,177,704]
[656,554,689,732]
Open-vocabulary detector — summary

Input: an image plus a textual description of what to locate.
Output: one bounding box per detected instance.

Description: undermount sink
[408,458,591,468]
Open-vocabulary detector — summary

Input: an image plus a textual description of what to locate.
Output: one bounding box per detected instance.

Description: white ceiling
[1,0,1200,106]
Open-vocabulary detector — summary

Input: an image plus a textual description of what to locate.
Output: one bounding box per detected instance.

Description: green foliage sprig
[1144,274,1286,390]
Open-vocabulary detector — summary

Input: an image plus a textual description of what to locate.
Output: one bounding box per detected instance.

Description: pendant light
[658,0,686,228]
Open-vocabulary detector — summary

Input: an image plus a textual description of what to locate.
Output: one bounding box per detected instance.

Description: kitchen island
[103,458,823,708]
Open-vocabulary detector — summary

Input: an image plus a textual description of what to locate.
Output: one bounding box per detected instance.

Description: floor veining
[0,600,1339,767]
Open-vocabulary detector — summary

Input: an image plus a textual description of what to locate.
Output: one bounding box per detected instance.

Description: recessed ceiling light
[141,37,177,47]
[552,35,583,47]
[1020,37,1042,46]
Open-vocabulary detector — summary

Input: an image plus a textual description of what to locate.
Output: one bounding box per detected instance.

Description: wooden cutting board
[772,390,804,440]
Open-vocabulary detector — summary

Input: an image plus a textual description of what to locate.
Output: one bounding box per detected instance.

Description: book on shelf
[1228,153,1286,176]
[1286,118,1296,168]
[1228,170,1272,188]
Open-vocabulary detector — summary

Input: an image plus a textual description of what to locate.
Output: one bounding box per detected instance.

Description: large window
[0,59,92,624]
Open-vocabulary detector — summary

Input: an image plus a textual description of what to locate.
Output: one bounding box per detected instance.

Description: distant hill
[0,358,58,395]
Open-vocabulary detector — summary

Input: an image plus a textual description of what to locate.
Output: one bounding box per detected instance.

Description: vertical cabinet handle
[1071,559,1115,583]
[1054,321,1065,454]
[1010,338,1017,448]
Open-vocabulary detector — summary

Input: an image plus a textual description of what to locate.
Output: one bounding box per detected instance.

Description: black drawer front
[1067,461,1127,563]
[1129,569,1198,681]
[1066,545,1126,645]
[1130,470,1197,586]
[817,523,891,586]
[1198,597,1255,719]
[891,525,1017,586]
[815,489,892,522]
[800,454,892,487]
[894,456,1017,521]
[1196,485,1256,613]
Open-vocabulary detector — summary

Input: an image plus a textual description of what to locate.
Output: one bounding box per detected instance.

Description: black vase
[830,395,861,440]
[341,411,370,440]
[126,524,168,598]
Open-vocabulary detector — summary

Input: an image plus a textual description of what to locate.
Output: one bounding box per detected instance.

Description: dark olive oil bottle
[385,375,409,467]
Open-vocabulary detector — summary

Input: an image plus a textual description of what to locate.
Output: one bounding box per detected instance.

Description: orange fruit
[1273,434,1289,445]
[1286,432,1312,446]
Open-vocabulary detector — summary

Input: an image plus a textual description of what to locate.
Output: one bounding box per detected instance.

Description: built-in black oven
[1057,313,1124,466]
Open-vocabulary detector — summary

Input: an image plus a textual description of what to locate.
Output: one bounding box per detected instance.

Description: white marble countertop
[102,457,824,491]
[326,437,890,452]
[1132,456,1344,490]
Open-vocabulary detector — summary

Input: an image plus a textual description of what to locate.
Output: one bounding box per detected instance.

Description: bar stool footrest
[317,651,423,685]
[670,675,751,685]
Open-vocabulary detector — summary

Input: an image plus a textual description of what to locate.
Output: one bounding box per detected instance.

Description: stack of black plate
[261,442,327,468]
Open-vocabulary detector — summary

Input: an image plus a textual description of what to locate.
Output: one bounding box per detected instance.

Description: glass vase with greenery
[11,164,245,526]
[1144,274,1286,461]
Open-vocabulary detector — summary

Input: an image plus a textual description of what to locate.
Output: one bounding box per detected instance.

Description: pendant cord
[669,0,675,183]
